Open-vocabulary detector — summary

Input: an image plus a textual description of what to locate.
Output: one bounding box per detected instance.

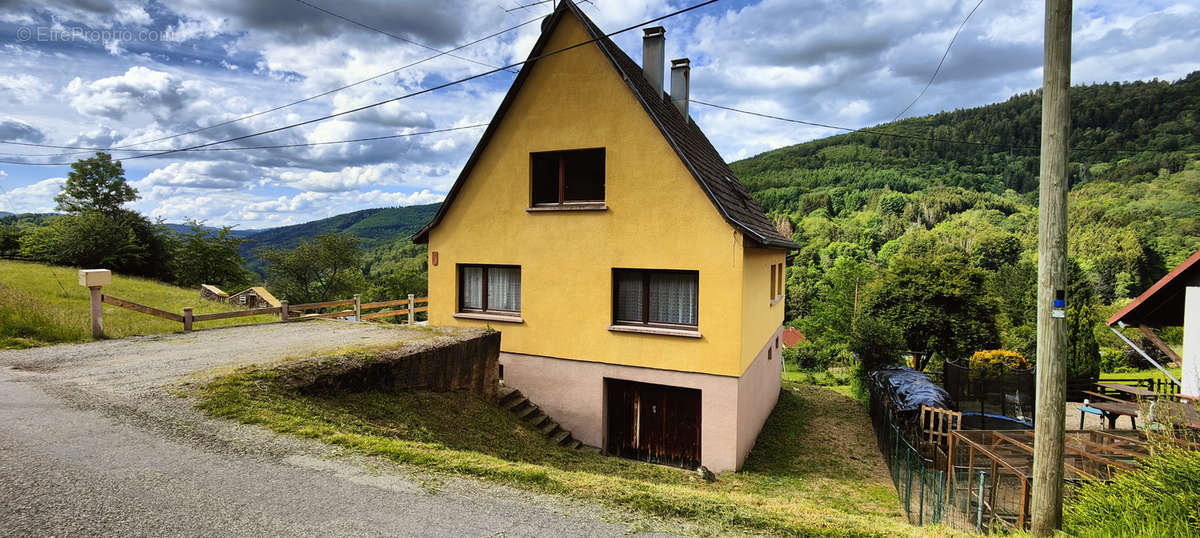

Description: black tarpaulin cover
[870,365,954,413]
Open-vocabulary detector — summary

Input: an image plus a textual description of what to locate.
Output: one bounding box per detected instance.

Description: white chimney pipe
[642,27,665,97]
[670,58,690,119]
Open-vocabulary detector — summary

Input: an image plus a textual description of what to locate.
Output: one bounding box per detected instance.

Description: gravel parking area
[0,322,671,537]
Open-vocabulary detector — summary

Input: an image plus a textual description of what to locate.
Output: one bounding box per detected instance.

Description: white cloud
[0,177,64,214]
[136,161,259,190]
[0,74,42,104]
[65,66,184,120]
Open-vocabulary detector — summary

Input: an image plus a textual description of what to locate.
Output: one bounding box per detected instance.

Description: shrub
[1099,347,1130,373]
[1064,446,1200,537]
[786,339,845,371]
[966,349,1032,380]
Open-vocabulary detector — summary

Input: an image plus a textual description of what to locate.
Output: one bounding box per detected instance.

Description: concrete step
[526,413,549,428]
[502,395,527,411]
[515,404,539,420]
[551,430,571,445]
[500,385,603,454]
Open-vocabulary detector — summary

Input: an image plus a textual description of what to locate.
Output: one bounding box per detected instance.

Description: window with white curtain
[613,269,698,327]
[459,265,520,314]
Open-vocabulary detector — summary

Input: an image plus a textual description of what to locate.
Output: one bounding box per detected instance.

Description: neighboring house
[414,2,797,472]
[1107,249,1200,396]
[781,327,806,349]
[200,284,228,303]
[228,286,281,309]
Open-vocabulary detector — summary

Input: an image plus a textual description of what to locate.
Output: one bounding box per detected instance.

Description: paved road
[0,324,665,537]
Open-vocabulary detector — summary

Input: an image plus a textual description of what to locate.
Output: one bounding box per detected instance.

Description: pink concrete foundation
[500,326,783,472]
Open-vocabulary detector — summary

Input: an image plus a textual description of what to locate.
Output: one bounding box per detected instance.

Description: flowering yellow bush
[967,349,1032,379]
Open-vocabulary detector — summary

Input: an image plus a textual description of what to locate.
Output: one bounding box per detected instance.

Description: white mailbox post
[79,269,111,338]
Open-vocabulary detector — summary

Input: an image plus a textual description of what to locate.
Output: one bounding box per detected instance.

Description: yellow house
[414,1,796,472]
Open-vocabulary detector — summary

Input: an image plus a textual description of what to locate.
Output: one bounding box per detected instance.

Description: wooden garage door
[605,378,701,469]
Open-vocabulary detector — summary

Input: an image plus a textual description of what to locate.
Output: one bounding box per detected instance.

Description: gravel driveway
[0,322,671,537]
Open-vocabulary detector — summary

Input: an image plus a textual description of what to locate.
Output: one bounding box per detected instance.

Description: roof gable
[412,1,795,249]
[1107,249,1200,327]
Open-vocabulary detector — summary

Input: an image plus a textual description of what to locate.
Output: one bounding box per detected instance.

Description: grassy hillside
[197,363,920,536]
[237,203,439,276]
[0,260,276,349]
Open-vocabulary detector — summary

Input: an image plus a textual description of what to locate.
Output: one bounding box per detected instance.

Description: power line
[290,0,510,73]
[0,124,488,166]
[92,1,722,163]
[60,14,546,152]
[690,99,1142,155]
[891,0,985,122]
[2,0,716,166]
[505,0,553,12]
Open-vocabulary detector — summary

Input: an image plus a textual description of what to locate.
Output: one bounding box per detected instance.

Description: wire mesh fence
[868,371,1163,534]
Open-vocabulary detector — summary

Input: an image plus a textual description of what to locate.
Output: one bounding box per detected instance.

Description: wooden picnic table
[1090,401,1140,430]
[1097,382,1160,400]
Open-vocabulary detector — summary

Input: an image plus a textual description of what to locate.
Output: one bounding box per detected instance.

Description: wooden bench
[1080,390,1123,403]
[1090,401,1140,430]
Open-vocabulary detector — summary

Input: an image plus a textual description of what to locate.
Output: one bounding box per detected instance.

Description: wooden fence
[91,289,428,336]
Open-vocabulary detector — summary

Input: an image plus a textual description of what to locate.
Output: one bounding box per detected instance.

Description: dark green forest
[735,72,1200,374]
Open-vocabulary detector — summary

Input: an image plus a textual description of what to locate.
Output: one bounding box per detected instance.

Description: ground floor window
[612,269,698,328]
[458,264,521,315]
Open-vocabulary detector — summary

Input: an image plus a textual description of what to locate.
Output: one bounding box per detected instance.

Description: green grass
[191,361,942,536]
[1064,444,1200,537]
[1101,368,1183,382]
[783,368,855,399]
[0,260,277,348]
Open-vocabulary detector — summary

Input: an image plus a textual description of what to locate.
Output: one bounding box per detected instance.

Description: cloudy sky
[0,0,1196,229]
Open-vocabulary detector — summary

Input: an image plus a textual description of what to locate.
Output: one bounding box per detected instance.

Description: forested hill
[731,72,1199,367]
[238,203,439,275]
[735,71,1198,198]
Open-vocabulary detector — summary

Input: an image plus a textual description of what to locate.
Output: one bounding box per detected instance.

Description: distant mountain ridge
[237,203,441,275]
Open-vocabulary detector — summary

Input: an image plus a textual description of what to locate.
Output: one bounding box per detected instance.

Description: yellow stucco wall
[427,15,773,378]
[740,248,787,372]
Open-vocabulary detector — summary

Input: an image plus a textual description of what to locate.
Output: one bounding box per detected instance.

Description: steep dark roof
[413,1,796,249]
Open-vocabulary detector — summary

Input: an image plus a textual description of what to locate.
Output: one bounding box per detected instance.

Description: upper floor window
[771,262,785,302]
[531,148,605,206]
[613,269,698,328]
[459,264,521,315]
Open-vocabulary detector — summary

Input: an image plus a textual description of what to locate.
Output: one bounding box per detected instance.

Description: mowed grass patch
[193,364,938,537]
[0,260,277,348]
[1100,368,1182,382]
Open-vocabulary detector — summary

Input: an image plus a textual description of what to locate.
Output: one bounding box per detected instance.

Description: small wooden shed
[228,286,281,309]
[200,284,228,303]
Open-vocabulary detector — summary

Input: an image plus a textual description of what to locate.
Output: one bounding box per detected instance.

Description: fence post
[183,307,193,331]
[78,269,111,339]
[90,286,104,338]
[935,470,944,523]
[407,293,415,324]
[976,470,987,532]
[919,461,926,525]
[280,300,289,322]
[353,293,361,321]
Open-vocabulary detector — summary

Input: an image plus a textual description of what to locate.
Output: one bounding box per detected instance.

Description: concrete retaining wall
[271,329,500,401]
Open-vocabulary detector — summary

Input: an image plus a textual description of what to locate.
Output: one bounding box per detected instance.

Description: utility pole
[1030,0,1072,535]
